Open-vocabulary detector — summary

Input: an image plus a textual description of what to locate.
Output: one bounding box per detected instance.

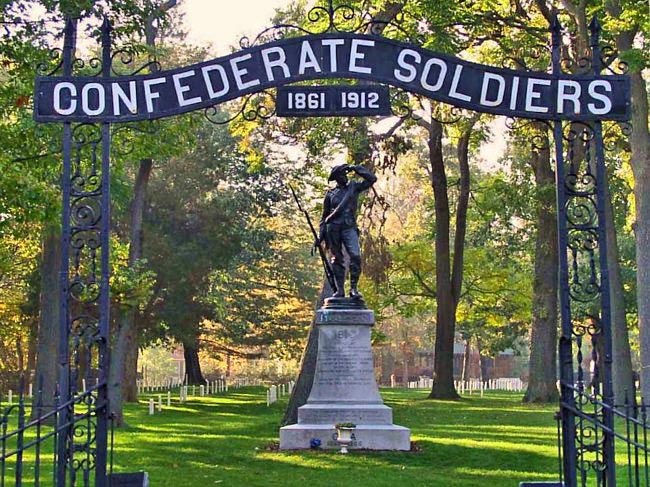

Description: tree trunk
[183,339,205,385]
[32,223,61,417]
[428,119,457,399]
[108,158,153,423]
[27,315,38,374]
[380,348,395,385]
[477,339,490,385]
[626,71,650,401]
[605,0,650,405]
[402,347,409,386]
[123,334,139,402]
[603,176,634,403]
[461,337,471,382]
[281,280,331,426]
[427,116,476,399]
[524,131,559,403]
[107,308,130,426]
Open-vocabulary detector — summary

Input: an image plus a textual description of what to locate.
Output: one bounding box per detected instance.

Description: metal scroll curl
[600,45,628,75]
[505,118,552,151]
[602,120,632,152]
[36,48,64,76]
[111,120,162,156]
[431,104,465,126]
[111,47,162,76]
[501,44,550,71]
[572,315,602,338]
[205,90,276,125]
[565,196,598,228]
[72,123,102,146]
[567,227,600,303]
[559,52,592,76]
[239,0,419,50]
[389,88,420,121]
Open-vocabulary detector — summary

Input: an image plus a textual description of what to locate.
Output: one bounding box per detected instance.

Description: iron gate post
[55,15,112,486]
[551,15,578,487]
[56,16,76,486]
[94,17,113,487]
[589,17,616,486]
[553,14,618,486]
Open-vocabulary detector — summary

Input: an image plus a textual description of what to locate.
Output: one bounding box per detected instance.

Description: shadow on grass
[108,388,562,486]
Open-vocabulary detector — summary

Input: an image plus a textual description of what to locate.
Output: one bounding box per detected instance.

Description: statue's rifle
[288,184,337,290]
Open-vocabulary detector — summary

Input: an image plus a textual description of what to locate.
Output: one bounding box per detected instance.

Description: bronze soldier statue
[317,164,377,298]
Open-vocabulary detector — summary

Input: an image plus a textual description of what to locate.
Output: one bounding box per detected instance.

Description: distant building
[374,340,525,385]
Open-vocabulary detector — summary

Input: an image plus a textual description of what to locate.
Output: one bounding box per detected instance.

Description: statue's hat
[328,164,348,181]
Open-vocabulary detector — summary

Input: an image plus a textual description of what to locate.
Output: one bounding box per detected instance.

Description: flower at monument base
[310,438,322,449]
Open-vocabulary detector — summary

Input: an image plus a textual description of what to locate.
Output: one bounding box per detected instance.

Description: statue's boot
[349,272,362,299]
[332,265,346,298]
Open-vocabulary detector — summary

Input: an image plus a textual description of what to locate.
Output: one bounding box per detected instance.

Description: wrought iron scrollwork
[600,45,628,75]
[389,88,420,120]
[111,47,162,76]
[240,0,419,50]
[205,90,276,125]
[36,48,64,76]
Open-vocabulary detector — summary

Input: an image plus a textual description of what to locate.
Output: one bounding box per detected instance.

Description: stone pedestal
[280,299,410,450]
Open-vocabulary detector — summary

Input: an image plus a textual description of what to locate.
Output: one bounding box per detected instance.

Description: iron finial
[589,16,601,47]
[550,11,561,47]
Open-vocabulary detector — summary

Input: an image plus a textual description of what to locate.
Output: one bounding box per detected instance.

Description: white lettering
[112,81,137,115]
[53,82,77,115]
[261,47,290,81]
[421,58,447,92]
[394,49,420,83]
[81,83,105,116]
[173,70,202,107]
[230,54,260,90]
[143,77,166,113]
[298,41,321,74]
[322,39,345,72]
[587,80,612,115]
[202,64,230,99]
[509,77,520,110]
[349,39,374,74]
[480,73,506,107]
[525,78,551,113]
[557,80,581,114]
[448,65,471,102]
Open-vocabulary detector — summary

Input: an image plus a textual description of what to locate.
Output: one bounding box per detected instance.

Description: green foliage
[202,216,319,360]
[139,343,180,382]
[110,239,157,310]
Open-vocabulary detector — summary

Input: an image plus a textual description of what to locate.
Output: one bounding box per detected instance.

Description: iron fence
[0,380,112,487]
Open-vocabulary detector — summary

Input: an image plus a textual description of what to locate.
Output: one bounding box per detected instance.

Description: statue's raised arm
[319,164,376,299]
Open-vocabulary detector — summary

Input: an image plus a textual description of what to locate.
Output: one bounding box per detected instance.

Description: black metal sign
[276,85,390,117]
[34,33,630,123]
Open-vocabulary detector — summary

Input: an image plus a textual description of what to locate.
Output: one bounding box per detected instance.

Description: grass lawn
[113,388,560,486]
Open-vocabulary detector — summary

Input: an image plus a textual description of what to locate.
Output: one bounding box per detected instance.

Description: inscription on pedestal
[280,305,411,450]
[307,322,382,404]
[316,309,375,325]
[316,341,374,388]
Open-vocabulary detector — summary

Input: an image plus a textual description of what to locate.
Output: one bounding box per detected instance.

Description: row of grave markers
[145,379,235,415]
[0,378,101,404]
[138,377,228,395]
[266,382,295,406]
[403,377,526,395]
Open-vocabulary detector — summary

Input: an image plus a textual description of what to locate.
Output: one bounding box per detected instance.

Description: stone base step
[279,423,410,451]
[298,403,393,425]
